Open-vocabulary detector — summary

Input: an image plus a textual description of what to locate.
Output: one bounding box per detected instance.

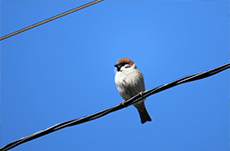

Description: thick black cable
[0,0,103,41]
[1,62,229,151]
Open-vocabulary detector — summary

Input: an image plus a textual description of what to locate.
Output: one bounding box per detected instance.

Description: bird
[114,57,152,124]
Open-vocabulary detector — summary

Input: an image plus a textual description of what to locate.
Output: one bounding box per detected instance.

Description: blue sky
[1,1,229,151]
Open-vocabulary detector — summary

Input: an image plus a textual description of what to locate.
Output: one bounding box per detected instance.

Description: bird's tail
[134,100,152,124]
[137,107,152,124]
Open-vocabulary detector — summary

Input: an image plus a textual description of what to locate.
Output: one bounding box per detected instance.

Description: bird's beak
[114,64,121,71]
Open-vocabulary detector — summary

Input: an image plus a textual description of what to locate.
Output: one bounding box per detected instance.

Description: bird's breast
[115,69,145,100]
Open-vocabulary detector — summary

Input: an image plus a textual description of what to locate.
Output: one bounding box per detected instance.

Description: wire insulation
[0,0,103,41]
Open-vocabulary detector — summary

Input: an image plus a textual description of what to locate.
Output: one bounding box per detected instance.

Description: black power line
[1,62,229,151]
[0,0,103,41]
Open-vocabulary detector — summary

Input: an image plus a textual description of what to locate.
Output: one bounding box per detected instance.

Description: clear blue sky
[1,1,229,151]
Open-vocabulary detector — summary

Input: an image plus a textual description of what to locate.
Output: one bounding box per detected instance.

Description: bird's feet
[139,91,143,96]
[139,91,144,98]
[120,100,125,106]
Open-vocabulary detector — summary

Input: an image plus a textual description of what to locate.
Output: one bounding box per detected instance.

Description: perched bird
[114,58,152,124]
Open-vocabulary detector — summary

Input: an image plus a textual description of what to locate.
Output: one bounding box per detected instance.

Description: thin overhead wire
[0,0,103,41]
[1,62,229,151]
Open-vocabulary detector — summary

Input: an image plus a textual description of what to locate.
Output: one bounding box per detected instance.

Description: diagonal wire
[0,62,229,151]
[0,0,103,41]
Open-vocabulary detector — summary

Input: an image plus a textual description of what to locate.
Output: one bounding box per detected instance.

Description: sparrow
[114,58,152,124]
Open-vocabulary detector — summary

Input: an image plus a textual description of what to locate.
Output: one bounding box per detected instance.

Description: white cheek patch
[124,64,131,68]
